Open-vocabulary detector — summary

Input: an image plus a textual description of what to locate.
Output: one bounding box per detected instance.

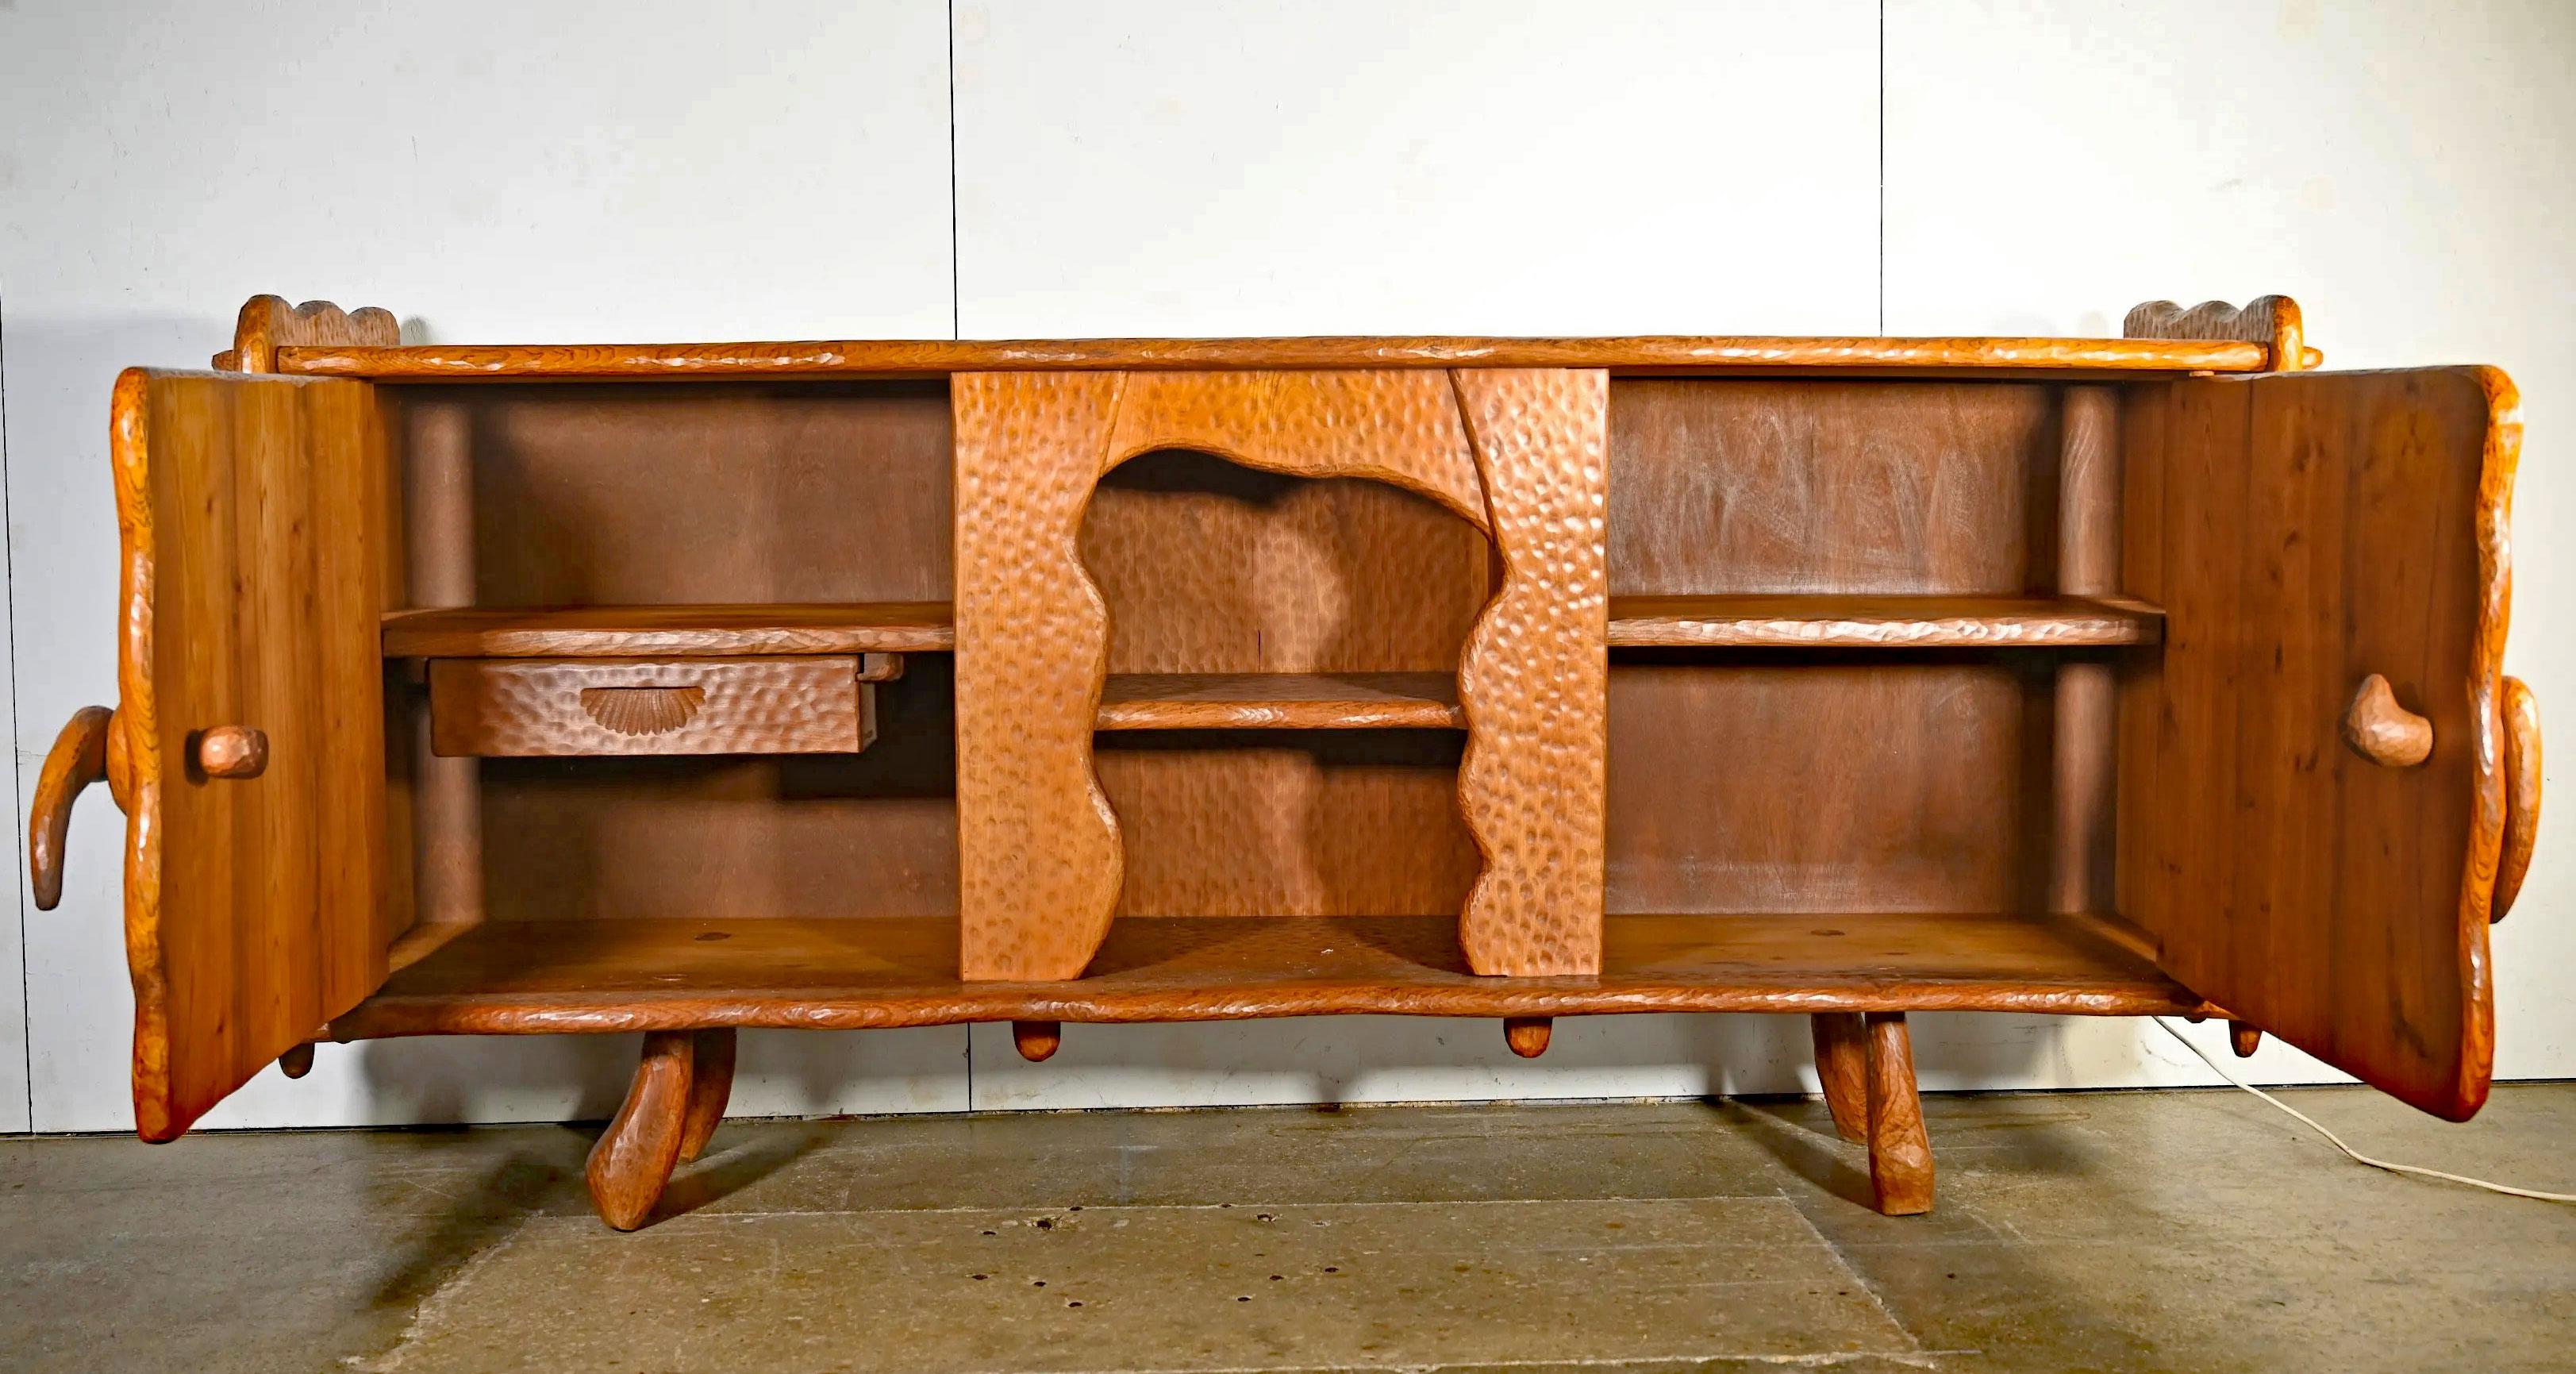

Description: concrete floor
[5,1085,2574,1373]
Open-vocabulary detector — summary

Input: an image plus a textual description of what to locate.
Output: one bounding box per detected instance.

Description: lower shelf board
[331,911,2205,1038]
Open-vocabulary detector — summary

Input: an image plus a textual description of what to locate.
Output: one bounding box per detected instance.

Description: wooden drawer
[428,656,888,757]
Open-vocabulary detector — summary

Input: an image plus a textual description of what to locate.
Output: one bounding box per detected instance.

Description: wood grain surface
[586,1030,694,1230]
[275,334,2271,381]
[1095,672,1463,730]
[428,656,875,756]
[952,371,1128,980]
[218,295,398,373]
[2124,296,2313,371]
[325,910,2202,1039]
[1605,595,2158,648]
[675,1027,734,1164]
[2117,366,2517,1120]
[113,368,395,1141]
[1082,448,1487,918]
[30,705,118,910]
[2496,675,2540,922]
[1809,1012,1870,1142]
[1452,370,1609,976]
[383,603,955,657]
[1100,371,1488,529]
[1863,1013,1935,1215]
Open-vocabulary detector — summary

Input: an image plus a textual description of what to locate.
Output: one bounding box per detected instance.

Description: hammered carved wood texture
[954,369,1607,981]
[1452,370,1609,975]
[217,294,400,373]
[428,656,876,757]
[952,372,1128,980]
[1101,371,1489,529]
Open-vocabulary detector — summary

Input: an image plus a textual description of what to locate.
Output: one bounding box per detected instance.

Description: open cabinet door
[2119,366,2517,1120]
[111,368,397,1140]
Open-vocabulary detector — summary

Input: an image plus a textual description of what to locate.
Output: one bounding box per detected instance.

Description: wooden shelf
[381,602,955,657]
[1606,595,2163,649]
[329,910,2204,1039]
[1096,672,1463,730]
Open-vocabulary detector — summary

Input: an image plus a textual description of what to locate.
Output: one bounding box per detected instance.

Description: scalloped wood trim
[2122,296,2316,371]
[217,295,399,373]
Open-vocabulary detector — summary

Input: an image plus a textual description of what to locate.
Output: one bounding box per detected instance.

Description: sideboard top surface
[273,333,2275,382]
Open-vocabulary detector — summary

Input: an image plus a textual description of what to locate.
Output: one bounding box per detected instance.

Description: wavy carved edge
[1452,369,1609,976]
[109,369,177,1137]
[2495,675,2540,922]
[2451,364,2520,1114]
[2123,295,2314,371]
[952,372,1128,981]
[216,295,401,373]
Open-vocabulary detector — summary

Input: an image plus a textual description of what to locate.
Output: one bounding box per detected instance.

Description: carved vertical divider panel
[954,368,1609,982]
[1452,370,1609,975]
[953,373,1129,980]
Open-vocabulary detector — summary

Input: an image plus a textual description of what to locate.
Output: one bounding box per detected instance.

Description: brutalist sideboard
[29,294,2539,1229]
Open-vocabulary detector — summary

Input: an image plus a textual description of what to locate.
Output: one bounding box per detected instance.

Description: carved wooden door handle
[30,706,129,911]
[2342,673,2432,768]
[195,725,268,779]
[2495,676,2540,922]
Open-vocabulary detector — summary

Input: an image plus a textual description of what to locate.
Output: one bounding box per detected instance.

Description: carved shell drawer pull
[580,686,707,737]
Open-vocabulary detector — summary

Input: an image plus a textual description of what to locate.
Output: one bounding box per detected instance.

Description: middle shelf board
[329,910,2205,1040]
[1097,672,1463,730]
[384,595,2167,663]
[1606,595,2163,649]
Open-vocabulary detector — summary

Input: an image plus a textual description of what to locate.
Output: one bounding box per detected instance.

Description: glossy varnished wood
[113,368,396,1141]
[325,911,2201,1038]
[675,1027,734,1164]
[1605,595,2159,649]
[382,603,955,657]
[2496,675,2540,921]
[2117,366,2517,1119]
[30,706,118,910]
[1095,673,1464,730]
[275,334,2271,381]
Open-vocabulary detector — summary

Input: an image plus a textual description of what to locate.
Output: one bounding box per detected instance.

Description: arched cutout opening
[1081,448,1494,918]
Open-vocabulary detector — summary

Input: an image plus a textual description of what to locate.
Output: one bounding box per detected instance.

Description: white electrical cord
[2151,1017,2576,1203]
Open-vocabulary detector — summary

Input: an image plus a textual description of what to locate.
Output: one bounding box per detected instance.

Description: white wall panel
[955,0,1882,338]
[0,0,963,1132]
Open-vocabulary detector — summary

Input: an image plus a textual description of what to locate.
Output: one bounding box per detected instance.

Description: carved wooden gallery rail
[22,293,2540,1234]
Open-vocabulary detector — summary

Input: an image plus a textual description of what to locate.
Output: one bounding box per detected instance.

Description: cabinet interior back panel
[1606,657,2052,914]
[398,381,955,606]
[1085,449,1490,917]
[1608,379,2063,595]
[1604,381,2069,917]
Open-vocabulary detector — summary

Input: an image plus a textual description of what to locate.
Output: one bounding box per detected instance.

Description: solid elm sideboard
[27,293,2541,1230]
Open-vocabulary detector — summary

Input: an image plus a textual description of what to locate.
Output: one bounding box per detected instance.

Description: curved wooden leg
[677,1028,736,1164]
[587,1031,695,1231]
[1863,1013,1935,1216]
[1809,1012,1869,1143]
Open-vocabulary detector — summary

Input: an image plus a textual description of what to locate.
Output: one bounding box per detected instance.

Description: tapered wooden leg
[587,1031,695,1231]
[1809,1012,1869,1143]
[1863,1012,1935,1216]
[677,1028,736,1164]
